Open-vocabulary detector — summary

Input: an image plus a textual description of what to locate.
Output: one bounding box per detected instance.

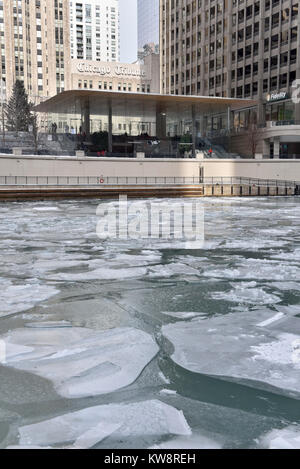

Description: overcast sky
[120,0,138,63]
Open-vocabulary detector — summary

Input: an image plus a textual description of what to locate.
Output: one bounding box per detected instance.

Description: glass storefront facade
[265,99,295,123]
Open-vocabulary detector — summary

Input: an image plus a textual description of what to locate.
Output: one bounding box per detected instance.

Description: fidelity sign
[267,92,289,102]
[76,62,146,78]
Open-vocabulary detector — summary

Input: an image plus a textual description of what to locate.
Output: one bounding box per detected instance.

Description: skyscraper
[69,0,120,63]
[0,0,71,102]
[138,0,159,52]
[160,0,300,157]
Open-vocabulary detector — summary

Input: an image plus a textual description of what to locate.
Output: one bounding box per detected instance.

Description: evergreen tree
[5,80,33,132]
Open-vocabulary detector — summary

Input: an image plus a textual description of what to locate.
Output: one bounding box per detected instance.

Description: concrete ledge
[0,183,295,201]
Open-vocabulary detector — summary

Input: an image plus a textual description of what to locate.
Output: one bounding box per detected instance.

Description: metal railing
[0,176,298,188]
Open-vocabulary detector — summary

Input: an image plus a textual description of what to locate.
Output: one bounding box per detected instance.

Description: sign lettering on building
[76,62,146,78]
[267,92,289,102]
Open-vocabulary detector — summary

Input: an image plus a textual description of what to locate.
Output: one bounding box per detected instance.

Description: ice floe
[211,282,281,305]
[1,326,159,398]
[159,389,177,395]
[49,266,148,281]
[257,313,285,328]
[25,321,72,329]
[251,333,300,367]
[148,263,199,278]
[261,426,300,449]
[32,207,61,212]
[0,280,59,318]
[202,258,300,281]
[162,310,300,397]
[15,400,191,448]
[161,312,202,320]
[150,434,222,449]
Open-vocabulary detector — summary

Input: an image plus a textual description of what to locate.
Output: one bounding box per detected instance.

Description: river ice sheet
[1,197,300,449]
[13,400,191,449]
[1,326,159,398]
[162,310,300,397]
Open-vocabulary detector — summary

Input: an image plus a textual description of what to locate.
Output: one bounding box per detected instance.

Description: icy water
[0,197,300,449]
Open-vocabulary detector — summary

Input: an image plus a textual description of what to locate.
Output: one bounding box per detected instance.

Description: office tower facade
[0,0,71,103]
[138,0,160,54]
[160,0,300,157]
[70,0,120,63]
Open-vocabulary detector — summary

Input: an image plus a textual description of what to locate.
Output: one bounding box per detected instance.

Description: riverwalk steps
[0,182,296,201]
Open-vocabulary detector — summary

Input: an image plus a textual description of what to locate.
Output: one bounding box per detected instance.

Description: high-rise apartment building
[138,0,160,52]
[70,0,120,63]
[0,0,70,103]
[160,0,300,157]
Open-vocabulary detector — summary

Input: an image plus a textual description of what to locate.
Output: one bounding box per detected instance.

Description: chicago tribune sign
[76,62,146,78]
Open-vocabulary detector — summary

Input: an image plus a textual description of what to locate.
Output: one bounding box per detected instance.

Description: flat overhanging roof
[35,90,256,117]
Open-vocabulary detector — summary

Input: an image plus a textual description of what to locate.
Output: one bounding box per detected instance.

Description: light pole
[0,78,6,146]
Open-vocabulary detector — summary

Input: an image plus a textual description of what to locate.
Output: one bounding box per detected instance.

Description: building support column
[199,115,204,137]
[273,137,280,159]
[81,98,90,139]
[227,106,231,154]
[108,101,113,153]
[295,11,300,122]
[263,139,270,158]
[257,0,266,127]
[192,105,196,158]
[156,108,167,139]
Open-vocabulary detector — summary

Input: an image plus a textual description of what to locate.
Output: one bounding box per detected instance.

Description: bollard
[12,147,23,156]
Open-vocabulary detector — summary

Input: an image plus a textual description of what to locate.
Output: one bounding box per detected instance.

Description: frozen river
[0,197,300,449]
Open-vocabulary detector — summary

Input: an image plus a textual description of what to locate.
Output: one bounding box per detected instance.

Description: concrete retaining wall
[0,184,294,201]
[1,154,300,182]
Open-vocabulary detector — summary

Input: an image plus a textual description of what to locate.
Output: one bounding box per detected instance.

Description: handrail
[0,176,298,188]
